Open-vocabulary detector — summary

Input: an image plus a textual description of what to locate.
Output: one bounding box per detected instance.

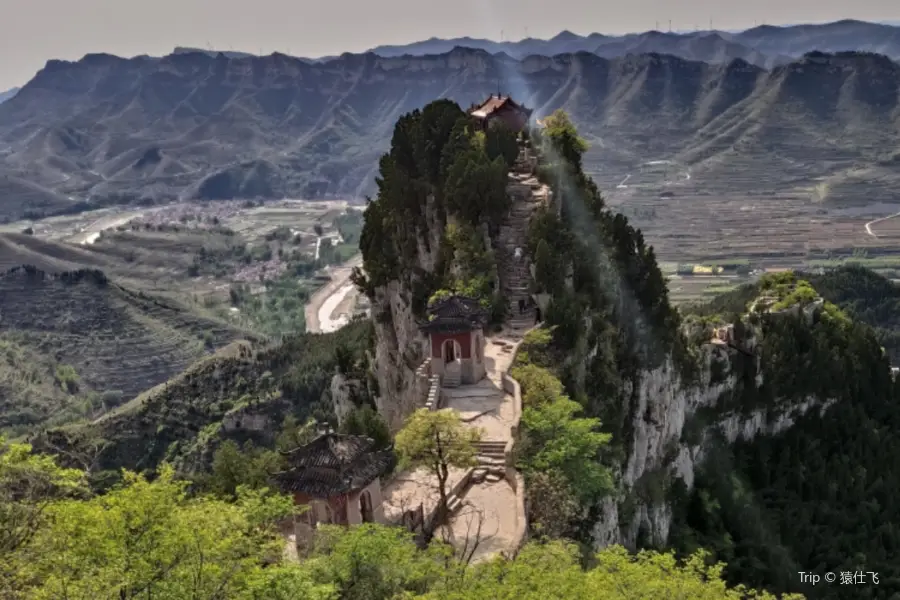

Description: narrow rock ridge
[371,144,549,430]
[368,137,837,553]
[592,320,838,549]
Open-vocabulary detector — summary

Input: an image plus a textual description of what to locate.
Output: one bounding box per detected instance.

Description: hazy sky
[0,0,897,90]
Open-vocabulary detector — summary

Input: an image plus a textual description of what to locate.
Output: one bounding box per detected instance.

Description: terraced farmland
[0,266,255,433]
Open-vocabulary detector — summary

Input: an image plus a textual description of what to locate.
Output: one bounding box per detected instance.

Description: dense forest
[672,269,900,599]
[807,265,900,362]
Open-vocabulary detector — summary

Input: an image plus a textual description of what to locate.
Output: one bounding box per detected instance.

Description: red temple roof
[469,95,532,119]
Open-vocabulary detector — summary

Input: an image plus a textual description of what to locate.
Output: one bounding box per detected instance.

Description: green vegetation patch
[35,318,375,480]
[670,266,900,599]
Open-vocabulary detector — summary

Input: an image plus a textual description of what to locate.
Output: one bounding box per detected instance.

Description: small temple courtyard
[382,328,525,562]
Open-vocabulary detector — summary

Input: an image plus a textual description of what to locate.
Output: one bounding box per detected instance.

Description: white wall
[346,479,386,525]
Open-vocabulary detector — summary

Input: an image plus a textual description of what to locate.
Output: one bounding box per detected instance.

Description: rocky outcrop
[371,280,429,431]
[330,373,357,426]
[370,153,549,430]
[370,193,444,431]
[592,314,837,549]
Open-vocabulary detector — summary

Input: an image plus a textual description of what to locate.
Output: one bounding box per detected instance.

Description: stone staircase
[496,143,551,331]
[444,441,507,518]
[474,440,507,466]
[443,363,462,388]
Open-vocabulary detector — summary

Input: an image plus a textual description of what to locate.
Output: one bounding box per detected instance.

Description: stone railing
[501,372,521,465]
[424,375,442,411]
[497,324,542,557]
[415,358,432,407]
[502,469,528,559]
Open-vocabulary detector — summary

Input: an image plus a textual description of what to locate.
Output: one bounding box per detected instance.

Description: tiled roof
[469,95,532,119]
[420,295,489,333]
[273,433,395,497]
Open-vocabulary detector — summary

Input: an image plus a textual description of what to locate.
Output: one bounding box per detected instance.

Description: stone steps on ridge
[476,455,506,468]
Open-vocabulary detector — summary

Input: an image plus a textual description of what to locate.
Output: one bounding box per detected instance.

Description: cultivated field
[0,199,362,301]
[0,268,257,434]
[595,159,900,301]
[0,199,365,434]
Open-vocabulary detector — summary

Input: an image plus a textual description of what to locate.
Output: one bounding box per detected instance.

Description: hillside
[350,100,900,598]
[0,265,254,434]
[672,271,900,598]
[1,49,899,218]
[37,317,374,479]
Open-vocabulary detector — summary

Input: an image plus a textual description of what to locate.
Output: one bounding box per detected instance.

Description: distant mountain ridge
[366,19,900,65]
[0,87,19,104]
[172,47,256,59]
[0,43,898,218]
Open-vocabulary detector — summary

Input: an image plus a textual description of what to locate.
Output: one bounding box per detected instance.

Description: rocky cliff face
[370,195,444,431]
[368,156,840,550]
[592,316,837,549]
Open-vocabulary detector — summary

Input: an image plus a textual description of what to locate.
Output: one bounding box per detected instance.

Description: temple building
[468,94,533,132]
[273,432,394,539]
[420,295,488,388]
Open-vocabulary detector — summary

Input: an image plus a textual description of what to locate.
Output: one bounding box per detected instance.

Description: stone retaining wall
[424,375,442,411]
[498,324,542,557]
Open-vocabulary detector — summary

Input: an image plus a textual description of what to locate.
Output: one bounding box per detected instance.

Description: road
[864,210,900,238]
[305,255,363,333]
[67,209,150,245]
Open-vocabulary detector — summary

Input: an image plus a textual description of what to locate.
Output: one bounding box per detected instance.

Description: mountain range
[1,21,900,219]
[366,19,900,65]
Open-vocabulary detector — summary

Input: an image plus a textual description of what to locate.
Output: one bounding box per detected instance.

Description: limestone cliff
[371,279,432,430]
[592,307,838,549]
[368,139,545,431]
[361,102,854,559]
[368,191,445,431]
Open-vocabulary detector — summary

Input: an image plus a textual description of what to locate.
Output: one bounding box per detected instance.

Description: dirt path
[304,255,363,333]
[67,209,150,245]
[865,210,900,238]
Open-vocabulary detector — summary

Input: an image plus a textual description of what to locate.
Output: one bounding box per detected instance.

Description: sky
[0,0,897,90]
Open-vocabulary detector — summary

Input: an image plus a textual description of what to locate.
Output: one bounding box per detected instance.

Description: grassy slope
[0,266,258,434]
[682,265,900,360]
[38,318,373,477]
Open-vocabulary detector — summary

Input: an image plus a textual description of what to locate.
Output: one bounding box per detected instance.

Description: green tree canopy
[420,540,803,600]
[0,439,86,595]
[11,466,317,600]
[395,409,482,529]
